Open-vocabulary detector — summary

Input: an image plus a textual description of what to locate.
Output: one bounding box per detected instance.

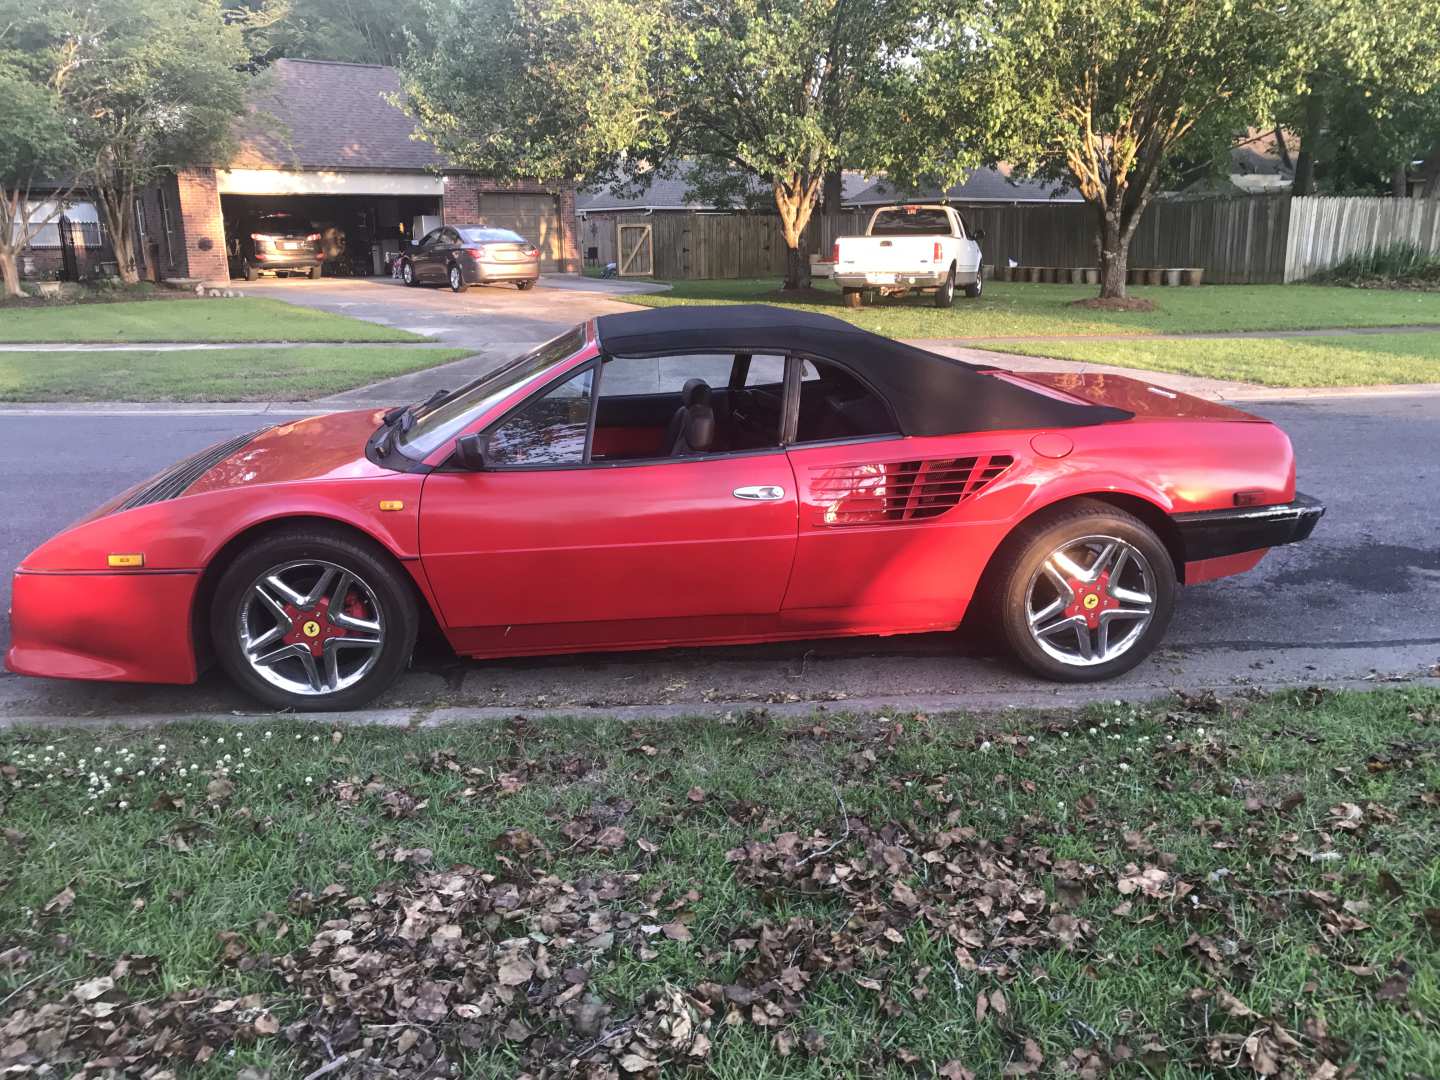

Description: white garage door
[478,194,565,272]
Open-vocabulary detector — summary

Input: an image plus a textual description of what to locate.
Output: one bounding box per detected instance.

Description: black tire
[964,270,983,299]
[987,499,1175,683]
[448,262,468,293]
[210,526,419,712]
[842,287,863,308]
[516,279,536,290]
[309,265,322,280]
[401,260,417,287]
[934,266,956,307]
[243,261,258,281]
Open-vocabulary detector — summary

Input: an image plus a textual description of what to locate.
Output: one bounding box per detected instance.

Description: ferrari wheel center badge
[1082,593,1100,611]
[302,619,321,638]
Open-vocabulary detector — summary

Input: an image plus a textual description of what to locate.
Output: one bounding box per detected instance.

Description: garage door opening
[221,193,441,280]
[473,193,566,273]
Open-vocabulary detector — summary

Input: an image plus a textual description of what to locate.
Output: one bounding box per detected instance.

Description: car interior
[589,352,897,462]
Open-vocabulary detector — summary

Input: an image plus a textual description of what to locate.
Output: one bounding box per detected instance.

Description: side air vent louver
[112,428,269,513]
[811,454,1014,527]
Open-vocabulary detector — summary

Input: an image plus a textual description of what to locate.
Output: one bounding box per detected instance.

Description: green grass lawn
[629,278,1440,339]
[978,332,1440,387]
[0,297,425,344]
[3,689,1437,1078]
[0,346,470,401]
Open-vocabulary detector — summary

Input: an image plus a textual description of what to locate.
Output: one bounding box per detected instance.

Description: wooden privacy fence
[1284,197,1440,281]
[580,194,1440,284]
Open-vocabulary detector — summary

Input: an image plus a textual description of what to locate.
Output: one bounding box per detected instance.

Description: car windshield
[457,227,527,244]
[394,325,587,458]
[870,208,953,236]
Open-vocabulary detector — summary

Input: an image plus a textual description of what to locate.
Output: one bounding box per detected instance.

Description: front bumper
[1173,493,1326,561]
[5,569,201,684]
[833,271,947,289]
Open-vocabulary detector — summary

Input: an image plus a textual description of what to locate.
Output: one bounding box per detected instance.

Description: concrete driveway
[233,274,653,353]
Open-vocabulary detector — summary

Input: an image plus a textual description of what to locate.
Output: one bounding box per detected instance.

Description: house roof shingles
[231,58,445,172]
[851,168,1079,205]
[577,168,876,212]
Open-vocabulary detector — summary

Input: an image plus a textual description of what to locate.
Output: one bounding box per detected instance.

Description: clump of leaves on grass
[1,689,1438,1078]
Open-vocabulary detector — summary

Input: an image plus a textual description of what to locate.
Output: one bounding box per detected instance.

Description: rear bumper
[834,270,947,289]
[252,250,321,269]
[1173,493,1326,561]
[462,259,540,283]
[4,569,200,685]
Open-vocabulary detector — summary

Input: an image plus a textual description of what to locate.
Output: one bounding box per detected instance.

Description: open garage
[131,58,578,283]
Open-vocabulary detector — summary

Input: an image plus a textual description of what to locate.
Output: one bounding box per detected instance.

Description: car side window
[486,366,595,467]
[418,229,441,248]
[792,358,897,443]
[441,228,460,245]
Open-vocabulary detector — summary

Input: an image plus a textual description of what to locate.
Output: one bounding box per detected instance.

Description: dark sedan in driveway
[400,225,541,292]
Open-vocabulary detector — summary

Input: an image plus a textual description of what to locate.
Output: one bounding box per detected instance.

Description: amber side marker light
[107,553,145,568]
[379,500,404,511]
[1233,490,1265,507]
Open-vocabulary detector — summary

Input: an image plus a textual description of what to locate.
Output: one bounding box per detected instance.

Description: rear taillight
[933,241,943,261]
[831,241,840,263]
[465,245,489,259]
[525,247,540,259]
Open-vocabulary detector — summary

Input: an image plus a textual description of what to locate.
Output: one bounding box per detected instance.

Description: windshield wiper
[377,388,449,456]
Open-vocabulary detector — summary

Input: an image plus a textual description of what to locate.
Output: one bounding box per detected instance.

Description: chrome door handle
[733,485,785,501]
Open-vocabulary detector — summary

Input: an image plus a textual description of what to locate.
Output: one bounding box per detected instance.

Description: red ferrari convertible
[7,305,1322,711]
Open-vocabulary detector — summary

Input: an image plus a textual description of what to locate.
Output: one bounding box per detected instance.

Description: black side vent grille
[113,428,269,512]
[811,454,1015,527]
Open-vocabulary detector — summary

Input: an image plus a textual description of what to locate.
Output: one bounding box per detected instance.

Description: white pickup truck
[831,204,985,308]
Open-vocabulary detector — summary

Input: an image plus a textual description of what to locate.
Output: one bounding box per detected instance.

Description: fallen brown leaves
[271,867,711,1078]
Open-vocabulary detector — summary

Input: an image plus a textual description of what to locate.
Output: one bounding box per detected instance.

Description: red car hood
[184,409,392,495]
[995,370,1265,422]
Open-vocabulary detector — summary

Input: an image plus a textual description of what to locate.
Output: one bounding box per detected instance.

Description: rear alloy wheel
[842,287,863,308]
[211,528,418,711]
[516,279,536,290]
[401,260,416,287]
[934,266,956,307]
[990,501,1174,682]
[309,265,322,279]
[243,261,258,281]
[448,263,468,292]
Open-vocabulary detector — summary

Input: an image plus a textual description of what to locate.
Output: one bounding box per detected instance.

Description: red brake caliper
[280,595,348,657]
[1062,569,1118,629]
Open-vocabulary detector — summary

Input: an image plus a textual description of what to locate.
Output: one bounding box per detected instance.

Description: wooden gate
[617,222,654,276]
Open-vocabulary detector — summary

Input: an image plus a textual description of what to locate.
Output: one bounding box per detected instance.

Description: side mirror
[973,228,987,241]
[455,432,491,470]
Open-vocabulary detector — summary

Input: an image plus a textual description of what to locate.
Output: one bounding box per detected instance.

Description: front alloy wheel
[448,263,467,292]
[212,527,418,710]
[402,261,416,286]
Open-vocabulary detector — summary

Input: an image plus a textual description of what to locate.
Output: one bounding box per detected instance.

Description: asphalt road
[2,391,1436,722]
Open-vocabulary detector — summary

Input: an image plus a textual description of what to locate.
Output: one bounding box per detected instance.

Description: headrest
[685,408,715,451]
[681,378,712,407]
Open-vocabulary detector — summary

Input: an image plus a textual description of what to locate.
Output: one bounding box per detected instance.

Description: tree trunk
[0,250,21,299]
[822,170,844,213]
[1097,208,1127,299]
[1292,89,1324,196]
[1391,162,1410,198]
[783,244,810,291]
[97,181,139,284]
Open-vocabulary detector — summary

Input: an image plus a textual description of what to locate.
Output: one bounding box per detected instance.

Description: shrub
[1312,242,1440,289]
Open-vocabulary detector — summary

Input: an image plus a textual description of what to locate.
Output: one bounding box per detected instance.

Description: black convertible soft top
[594,305,1131,436]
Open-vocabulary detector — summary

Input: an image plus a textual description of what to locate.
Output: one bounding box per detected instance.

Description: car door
[413,229,443,281]
[779,356,979,634]
[419,355,799,656]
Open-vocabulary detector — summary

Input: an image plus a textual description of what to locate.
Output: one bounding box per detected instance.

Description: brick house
[133,58,579,283]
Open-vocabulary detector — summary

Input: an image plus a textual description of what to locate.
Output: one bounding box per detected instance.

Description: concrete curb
[2,676,1436,731]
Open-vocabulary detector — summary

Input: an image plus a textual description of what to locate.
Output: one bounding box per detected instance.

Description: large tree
[1280,0,1440,196]
[0,3,81,298]
[918,0,1285,300]
[52,0,248,283]
[403,0,943,289]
